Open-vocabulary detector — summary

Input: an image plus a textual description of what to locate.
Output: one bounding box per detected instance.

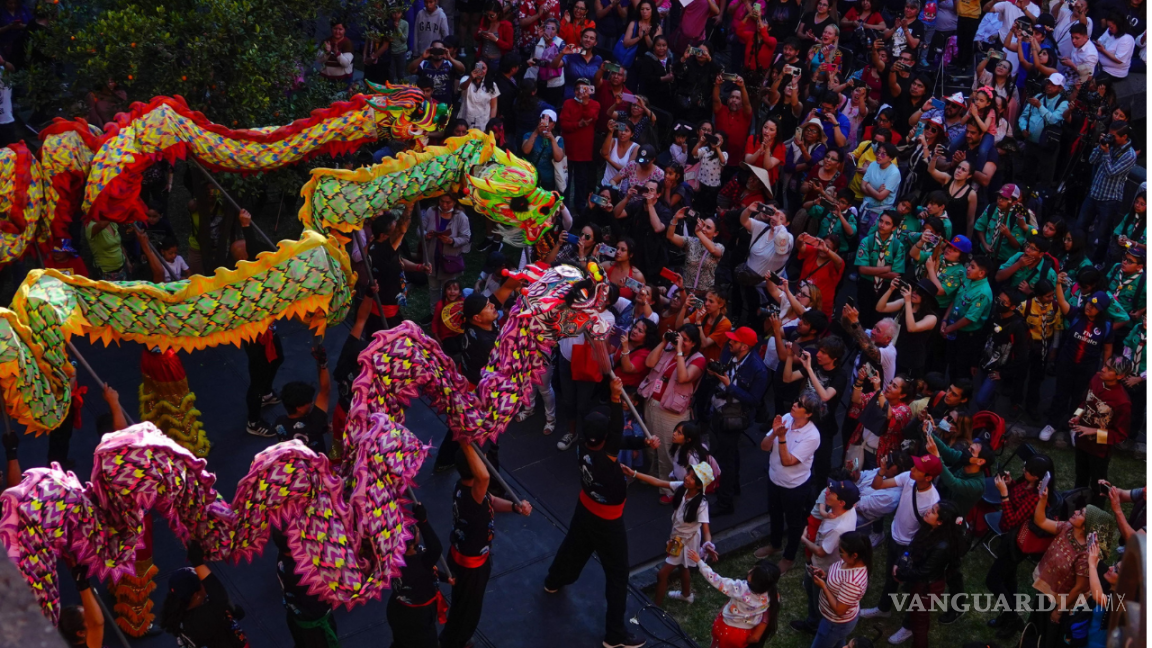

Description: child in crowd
[432,278,466,352]
[689,551,780,648]
[622,461,716,605]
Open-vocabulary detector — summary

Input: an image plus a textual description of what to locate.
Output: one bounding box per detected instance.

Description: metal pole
[469,441,522,505]
[66,340,136,426]
[188,158,278,251]
[593,340,653,439]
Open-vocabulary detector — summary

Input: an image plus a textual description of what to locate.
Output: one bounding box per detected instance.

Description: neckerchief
[1109,266,1142,304]
[871,232,893,288]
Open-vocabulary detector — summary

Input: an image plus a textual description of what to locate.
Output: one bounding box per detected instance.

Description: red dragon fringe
[86,94,378,224]
[111,561,158,637]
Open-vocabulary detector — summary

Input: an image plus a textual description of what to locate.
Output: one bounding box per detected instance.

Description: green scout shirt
[935,260,966,304]
[946,277,993,332]
[973,205,1031,263]
[999,253,1058,292]
[1065,284,1130,327]
[1120,322,1146,375]
[930,432,985,515]
[1113,211,1146,246]
[855,231,906,274]
[1105,264,1146,314]
[811,205,857,253]
[84,221,125,273]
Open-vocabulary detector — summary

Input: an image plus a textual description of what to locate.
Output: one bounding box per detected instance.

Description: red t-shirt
[744,137,787,185]
[617,347,652,388]
[559,97,600,162]
[652,353,707,400]
[715,106,753,167]
[798,243,843,317]
[46,255,89,278]
[595,80,624,132]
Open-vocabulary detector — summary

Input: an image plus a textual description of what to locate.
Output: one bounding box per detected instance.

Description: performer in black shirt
[543,378,660,648]
[272,529,337,648]
[387,502,451,648]
[439,443,532,648]
[332,287,377,460]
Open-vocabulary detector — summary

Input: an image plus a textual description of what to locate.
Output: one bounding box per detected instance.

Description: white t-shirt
[855,468,902,524]
[891,471,940,545]
[767,414,820,488]
[812,508,858,572]
[161,254,190,282]
[669,480,711,538]
[1053,6,1093,58]
[1096,31,1136,78]
[0,81,12,126]
[459,76,501,130]
[746,220,792,276]
[992,1,1040,73]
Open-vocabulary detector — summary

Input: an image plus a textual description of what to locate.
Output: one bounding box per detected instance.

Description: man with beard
[910,92,968,148]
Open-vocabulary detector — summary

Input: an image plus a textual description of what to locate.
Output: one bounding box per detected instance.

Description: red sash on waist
[449,546,490,569]
[579,490,626,520]
[398,590,449,624]
[369,302,400,318]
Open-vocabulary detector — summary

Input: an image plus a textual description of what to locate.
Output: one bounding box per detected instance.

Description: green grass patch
[647,441,1145,647]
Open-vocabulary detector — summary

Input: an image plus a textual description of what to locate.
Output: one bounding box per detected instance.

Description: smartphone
[565,232,581,245]
[722,72,741,82]
[591,194,612,207]
[687,46,704,56]
[620,92,637,103]
[931,97,946,111]
[1039,471,1051,494]
[598,243,618,258]
[660,267,682,284]
[845,296,855,308]
[783,64,801,77]
[604,62,623,74]
[624,276,644,293]
[767,271,783,285]
[850,456,861,472]
[937,417,952,433]
[1014,16,1033,32]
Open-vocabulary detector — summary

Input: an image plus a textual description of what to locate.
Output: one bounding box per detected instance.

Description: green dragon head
[461,139,562,246]
[362,81,449,140]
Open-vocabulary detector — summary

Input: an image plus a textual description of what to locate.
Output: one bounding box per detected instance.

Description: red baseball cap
[912,454,944,477]
[726,326,759,347]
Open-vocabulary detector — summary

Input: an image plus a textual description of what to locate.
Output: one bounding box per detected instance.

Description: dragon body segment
[0,230,353,433]
[0,264,609,623]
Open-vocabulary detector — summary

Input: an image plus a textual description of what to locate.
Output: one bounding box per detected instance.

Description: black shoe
[939,608,965,625]
[790,620,818,635]
[988,612,1020,629]
[246,420,277,438]
[603,633,645,648]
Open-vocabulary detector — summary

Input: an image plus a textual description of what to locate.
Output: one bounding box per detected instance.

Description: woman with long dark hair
[616,316,658,389]
[888,500,966,648]
[458,59,501,130]
[623,0,663,59]
[639,323,707,495]
[159,542,248,648]
[875,278,939,377]
[605,236,646,299]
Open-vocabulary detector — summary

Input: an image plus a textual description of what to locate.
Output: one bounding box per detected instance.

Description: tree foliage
[19,0,363,201]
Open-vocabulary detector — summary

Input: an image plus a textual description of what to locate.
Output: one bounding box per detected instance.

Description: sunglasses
[926,125,940,132]
[580,232,593,239]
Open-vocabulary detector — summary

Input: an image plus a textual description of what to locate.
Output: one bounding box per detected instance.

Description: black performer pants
[439,555,492,648]
[387,597,439,648]
[285,609,338,648]
[544,503,630,644]
[244,335,283,424]
[712,423,742,510]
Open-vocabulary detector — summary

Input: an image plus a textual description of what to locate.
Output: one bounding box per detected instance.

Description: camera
[687,46,704,57]
[757,304,780,318]
[707,360,725,374]
[783,64,801,78]
[704,133,719,145]
[722,72,741,82]
[664,330,680,343]
[893,61,911,72]
[1101,133,1117,146]
[430,46,446,56]
[1013,16,1033,32]
[891,278,905,291]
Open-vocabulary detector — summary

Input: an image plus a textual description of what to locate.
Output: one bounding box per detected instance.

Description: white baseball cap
[774,230,792,255]
[1046,72,1066,89]
[540,109,558,122]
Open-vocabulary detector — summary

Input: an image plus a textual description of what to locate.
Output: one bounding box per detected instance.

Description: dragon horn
[365,80,388,94]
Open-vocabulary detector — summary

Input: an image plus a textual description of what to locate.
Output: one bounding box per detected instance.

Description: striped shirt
[819,561,869,623]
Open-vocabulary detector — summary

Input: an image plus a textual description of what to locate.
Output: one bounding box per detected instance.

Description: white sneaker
[516,407,536,423]
[860,607,891,619]
[887,628,913,644]
[869,531,885,547]
[1039,425,1056,441]
[666,590,695,604]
